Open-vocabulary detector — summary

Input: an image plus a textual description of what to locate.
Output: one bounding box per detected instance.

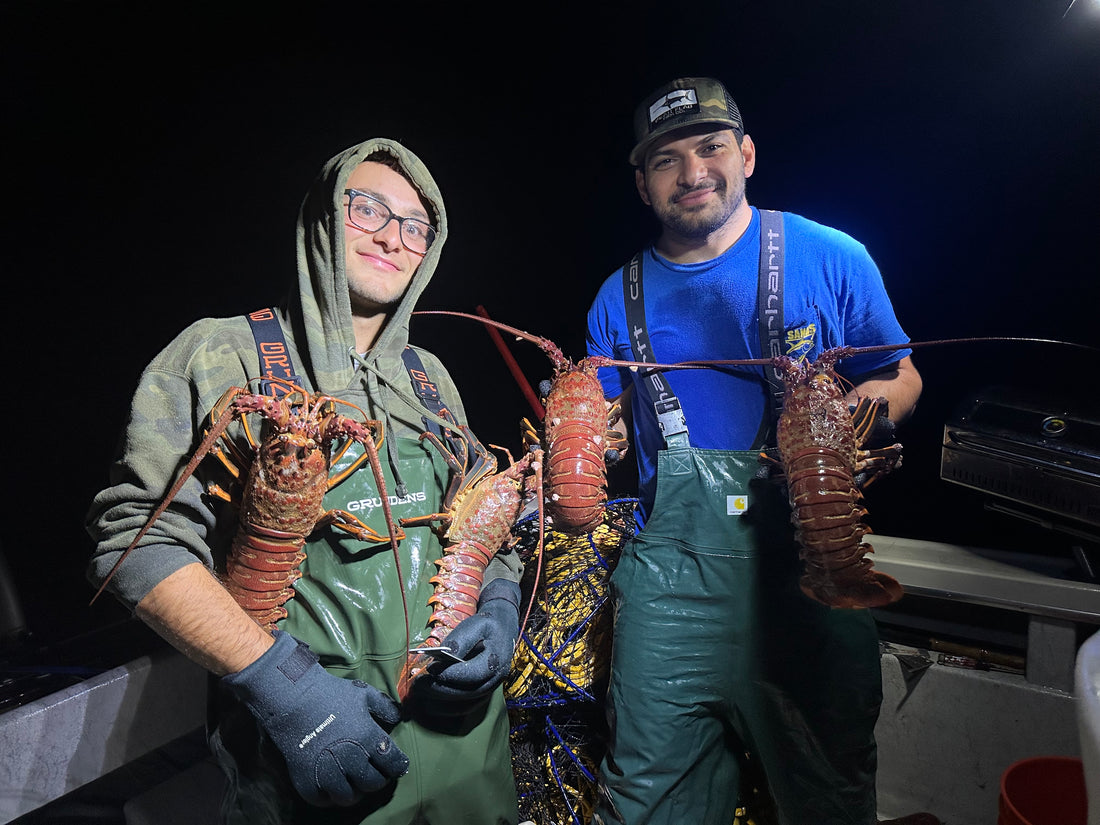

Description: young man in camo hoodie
[87,138,523,825]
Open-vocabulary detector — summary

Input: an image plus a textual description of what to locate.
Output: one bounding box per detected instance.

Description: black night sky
[5,1,1100,650]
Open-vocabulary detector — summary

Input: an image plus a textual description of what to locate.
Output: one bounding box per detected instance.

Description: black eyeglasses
[343,189,437,254]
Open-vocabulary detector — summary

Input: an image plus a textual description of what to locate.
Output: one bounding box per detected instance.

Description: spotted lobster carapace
[92,380,405,631]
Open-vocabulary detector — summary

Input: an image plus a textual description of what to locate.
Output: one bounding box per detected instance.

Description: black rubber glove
[222,630,409,807]
[850,399,896,449]
[849,399,902,489]
[418,578,520,701]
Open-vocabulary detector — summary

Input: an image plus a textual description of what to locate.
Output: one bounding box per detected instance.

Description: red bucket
[997,756,1087,825]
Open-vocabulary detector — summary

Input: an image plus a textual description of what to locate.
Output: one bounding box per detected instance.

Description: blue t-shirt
[586,207,911,522]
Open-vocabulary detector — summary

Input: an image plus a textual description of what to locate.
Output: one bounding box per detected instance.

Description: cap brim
[629,120,742,166]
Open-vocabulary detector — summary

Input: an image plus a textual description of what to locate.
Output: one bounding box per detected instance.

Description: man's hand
[415,578,520,702]
[223,630,409,807]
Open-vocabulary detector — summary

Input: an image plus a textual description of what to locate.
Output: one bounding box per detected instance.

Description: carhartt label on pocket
[727,495,748,515]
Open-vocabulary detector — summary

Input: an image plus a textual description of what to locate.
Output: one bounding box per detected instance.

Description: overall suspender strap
[246,308,303,396]
[753,210,785,448]
[620,211,785,452]
[400,346,450,440]
[622,252,690,450]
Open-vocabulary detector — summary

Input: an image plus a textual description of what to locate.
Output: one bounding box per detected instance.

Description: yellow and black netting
[505,498,637,825]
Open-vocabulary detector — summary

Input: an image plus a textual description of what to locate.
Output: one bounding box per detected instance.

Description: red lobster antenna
[475,305,546,421]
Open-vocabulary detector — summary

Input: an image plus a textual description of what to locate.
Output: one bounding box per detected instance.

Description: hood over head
[289,137,447,395]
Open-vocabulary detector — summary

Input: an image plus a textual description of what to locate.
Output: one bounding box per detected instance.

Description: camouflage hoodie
[86,137,521,609]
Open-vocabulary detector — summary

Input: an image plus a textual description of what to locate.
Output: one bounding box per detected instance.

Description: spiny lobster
[92,379,404,631]
[414,310,632,536]
[770,348,904,608]
[396,410,543,700]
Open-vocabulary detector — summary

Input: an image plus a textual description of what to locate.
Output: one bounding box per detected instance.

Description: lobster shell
[775,351,903,609]
[539,366,618,535]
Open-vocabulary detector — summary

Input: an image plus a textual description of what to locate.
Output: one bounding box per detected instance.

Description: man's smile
[673,185,717,207]
[354,249,399,271]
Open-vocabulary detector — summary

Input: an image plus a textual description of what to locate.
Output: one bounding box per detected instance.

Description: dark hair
[363,149,403,174]
[361,149,436,226]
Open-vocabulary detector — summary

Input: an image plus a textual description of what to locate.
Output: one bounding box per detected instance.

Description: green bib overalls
[596,441,882,825]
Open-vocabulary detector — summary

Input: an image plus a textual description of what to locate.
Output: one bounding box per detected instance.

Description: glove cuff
[221,630,317,721]
[479,577,521,612]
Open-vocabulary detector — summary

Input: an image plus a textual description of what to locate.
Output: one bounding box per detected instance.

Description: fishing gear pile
[505,498,637,825]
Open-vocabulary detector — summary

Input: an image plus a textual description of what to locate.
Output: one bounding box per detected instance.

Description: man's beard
[655,177,744,240]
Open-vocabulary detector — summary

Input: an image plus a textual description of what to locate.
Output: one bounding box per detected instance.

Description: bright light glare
[1063,0,1100,19]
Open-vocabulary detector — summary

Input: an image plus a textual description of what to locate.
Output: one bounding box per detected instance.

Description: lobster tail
[223,529,308,631]
[546,422,609,534]
[398,649,438,700]
[540,367,626,536]
[800,563,904,609]
[785,447,904,610]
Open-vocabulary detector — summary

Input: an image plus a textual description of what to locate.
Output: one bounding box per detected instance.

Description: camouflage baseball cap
[629,77,744,166]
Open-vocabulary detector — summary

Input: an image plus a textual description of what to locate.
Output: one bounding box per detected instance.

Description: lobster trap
[505,498,637,825]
